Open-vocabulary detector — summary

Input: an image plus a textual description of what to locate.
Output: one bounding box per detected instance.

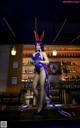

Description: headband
[34,31,44,41]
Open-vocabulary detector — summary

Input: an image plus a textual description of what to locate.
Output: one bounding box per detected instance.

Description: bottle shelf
[22,45,80,105]
[22,72,34,74]
[22,64,33,66]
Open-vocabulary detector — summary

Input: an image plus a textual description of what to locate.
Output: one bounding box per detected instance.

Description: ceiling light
[52,49,57,56]
[11,46,17,56]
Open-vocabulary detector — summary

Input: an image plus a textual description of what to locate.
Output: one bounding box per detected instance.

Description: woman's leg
[32,73,39,105]
[37,68,46,112]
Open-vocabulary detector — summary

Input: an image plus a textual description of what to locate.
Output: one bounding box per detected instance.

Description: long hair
[35,41,44,52]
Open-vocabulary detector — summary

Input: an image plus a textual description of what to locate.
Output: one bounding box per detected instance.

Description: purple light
[63,0,80,3]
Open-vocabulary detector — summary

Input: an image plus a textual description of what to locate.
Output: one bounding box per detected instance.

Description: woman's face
[36,43,41,51]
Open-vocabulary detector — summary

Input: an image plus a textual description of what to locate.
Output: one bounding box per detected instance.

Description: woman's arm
[40,52,49,65]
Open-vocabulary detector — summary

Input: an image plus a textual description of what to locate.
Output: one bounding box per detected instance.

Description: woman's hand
[30,60,35,65]
[30,60,40,66]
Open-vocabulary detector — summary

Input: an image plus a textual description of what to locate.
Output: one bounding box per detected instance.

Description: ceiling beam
[69,34,80,44]
[53,18,67,44]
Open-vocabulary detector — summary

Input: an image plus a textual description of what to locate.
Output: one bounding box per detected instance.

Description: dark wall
[0,0,80,45]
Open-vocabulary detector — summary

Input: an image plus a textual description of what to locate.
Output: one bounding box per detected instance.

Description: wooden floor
[0,104,80,128]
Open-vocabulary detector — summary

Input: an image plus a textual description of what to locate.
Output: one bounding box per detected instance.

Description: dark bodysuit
[32,52,48,76]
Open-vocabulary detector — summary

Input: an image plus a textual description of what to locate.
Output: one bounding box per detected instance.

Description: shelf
[22,72,34,74]
[61,65,80,66]
[22,79,34,82]
[22,65,34,66]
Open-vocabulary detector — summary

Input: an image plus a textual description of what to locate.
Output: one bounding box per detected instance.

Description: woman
[31,31,49,115]
[32,31,74,118]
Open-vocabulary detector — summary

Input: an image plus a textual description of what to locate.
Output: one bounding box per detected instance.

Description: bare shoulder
[42,51,47,56]
[32,52,36,56]
[32,52,35,56]
[42,51,49,64]
[42,51,48,59]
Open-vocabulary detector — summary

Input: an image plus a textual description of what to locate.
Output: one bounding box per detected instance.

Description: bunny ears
[34,31,44,41]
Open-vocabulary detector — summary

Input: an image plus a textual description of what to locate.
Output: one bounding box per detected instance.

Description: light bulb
[52,49,57,56]
[11,46,17,56]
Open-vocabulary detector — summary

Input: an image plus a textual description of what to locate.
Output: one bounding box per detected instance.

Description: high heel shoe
[34,102,47,115]
[18,104,32,112]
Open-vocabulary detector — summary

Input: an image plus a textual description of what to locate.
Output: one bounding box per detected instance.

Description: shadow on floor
[0,105,80,128]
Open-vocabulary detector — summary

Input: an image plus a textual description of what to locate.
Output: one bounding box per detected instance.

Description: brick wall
[0,45,10,92]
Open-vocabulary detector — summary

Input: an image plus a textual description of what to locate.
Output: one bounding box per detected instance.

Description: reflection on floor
[0,104,80,128]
